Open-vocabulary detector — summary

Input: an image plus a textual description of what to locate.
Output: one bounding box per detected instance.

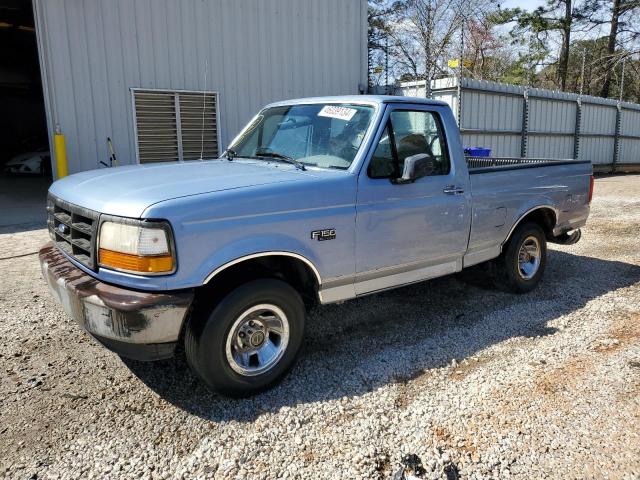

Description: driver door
[354,104,470,295]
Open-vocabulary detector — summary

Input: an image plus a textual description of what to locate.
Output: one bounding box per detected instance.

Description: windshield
[227,103,375,170]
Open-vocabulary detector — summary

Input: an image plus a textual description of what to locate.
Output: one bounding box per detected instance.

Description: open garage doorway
[0,0,51,227]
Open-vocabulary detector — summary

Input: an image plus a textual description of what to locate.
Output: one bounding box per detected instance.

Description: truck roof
[266,95,449,108]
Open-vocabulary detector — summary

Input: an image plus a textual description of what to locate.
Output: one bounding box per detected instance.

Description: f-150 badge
[311,229,336,241]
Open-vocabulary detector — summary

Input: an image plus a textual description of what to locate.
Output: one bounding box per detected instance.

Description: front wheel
[185,279,305,397]
[493,221,547,293]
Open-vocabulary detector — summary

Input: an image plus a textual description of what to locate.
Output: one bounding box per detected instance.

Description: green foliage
[367,0,639,101]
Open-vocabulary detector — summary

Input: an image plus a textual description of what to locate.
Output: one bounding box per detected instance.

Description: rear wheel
[493,222,547,293]
[184,279,305,397]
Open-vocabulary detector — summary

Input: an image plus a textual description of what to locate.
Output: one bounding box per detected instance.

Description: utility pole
[527,36,535,87]
[385,36,389,89]
[619,57,626,102]
[424,1,433,98]
[459,6,466,84]
[579,48,586,96]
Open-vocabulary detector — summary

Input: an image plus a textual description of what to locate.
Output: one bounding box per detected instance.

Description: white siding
[580,137,615,164]
[619,138,640,164]
[528,98,576,134]
[581,103,617,135]
[462,133,522,157]
[462,91,522,133]
[34,0,368,175]
[619,108,640,164]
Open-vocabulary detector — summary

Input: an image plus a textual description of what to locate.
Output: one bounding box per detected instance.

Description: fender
[193,232,327,286]
[502,204,559,247]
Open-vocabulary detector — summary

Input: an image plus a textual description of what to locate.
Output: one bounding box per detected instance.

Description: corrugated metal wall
[33,0,368,175]
[620,109,640,164]
[399,77,640,166]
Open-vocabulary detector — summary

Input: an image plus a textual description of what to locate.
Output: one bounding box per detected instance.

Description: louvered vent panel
[133,89,219,163]
[179,92,219,160]
[133,91,179,163]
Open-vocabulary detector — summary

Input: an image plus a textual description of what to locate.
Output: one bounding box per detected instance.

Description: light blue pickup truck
[40,96,593,396]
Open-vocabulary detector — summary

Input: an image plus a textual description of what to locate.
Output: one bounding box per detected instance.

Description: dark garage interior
[0,0,51,226]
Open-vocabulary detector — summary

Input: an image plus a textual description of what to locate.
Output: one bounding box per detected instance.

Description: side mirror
[391,153,434,184]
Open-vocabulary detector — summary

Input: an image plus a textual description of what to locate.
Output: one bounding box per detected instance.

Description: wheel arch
[200,252,322,309]
[502,205,558,248]
[204,252,322,285]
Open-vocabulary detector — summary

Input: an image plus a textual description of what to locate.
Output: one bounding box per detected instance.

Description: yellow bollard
[54,133,68,179]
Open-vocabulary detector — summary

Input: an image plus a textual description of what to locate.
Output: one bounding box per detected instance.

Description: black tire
[184,279,305,397]
[493,221,547,293]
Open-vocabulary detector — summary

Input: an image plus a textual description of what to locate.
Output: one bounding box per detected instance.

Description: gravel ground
[1,175,639,480]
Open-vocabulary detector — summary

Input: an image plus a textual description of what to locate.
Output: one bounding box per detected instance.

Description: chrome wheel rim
[518,236,541,280]
[225,304,290,377]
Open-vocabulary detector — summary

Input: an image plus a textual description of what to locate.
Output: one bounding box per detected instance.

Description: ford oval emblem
[57,224,68,234]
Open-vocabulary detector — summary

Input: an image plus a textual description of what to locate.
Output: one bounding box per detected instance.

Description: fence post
[521,88,529,158]
[612,104,622,174]
[573,98,582,160]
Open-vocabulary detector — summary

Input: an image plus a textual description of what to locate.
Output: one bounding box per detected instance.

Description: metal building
[400,77,640,171]
[33,0,368,175]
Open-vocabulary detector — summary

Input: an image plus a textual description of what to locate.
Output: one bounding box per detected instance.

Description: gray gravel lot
[1,175,639,479]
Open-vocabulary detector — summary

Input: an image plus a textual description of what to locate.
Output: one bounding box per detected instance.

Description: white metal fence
[399,77,640,169]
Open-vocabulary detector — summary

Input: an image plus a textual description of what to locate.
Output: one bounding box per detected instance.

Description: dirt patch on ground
[393,369,434,409]
[587,221,640,238]
[607,311,640,347]
[533,359,589,395]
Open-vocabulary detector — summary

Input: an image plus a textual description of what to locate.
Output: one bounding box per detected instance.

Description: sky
[497,0,608,41]
[499,0,546,11]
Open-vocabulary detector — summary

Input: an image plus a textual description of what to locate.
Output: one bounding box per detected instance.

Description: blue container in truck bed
[40,95,593,396]
[465,147,492,157]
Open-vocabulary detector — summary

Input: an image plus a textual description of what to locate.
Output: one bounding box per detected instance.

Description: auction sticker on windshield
[318,105,357,121]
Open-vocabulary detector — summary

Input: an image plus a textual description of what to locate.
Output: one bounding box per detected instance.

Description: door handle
[443,185,465,195]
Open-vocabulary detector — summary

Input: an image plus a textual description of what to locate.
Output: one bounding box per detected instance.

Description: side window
[368,110,450,179]
[368,123,395,178]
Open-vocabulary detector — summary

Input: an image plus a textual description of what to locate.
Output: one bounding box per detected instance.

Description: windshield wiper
[255,148,306,171]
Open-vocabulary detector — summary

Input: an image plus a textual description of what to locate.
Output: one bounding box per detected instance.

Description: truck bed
[466,156,591,173]
[463,156,592,267]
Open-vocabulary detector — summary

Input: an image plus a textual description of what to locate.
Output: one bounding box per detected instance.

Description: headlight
[98,219,175,275]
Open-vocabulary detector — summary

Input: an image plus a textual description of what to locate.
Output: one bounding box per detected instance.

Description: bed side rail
[466,156,590,172]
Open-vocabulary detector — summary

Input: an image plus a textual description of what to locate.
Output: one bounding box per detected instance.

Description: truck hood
[49,160,314,218]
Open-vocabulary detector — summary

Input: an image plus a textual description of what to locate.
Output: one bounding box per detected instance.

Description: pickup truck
[40,95,593,396]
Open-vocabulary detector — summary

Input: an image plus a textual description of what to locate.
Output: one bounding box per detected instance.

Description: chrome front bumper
[39,243,193,360]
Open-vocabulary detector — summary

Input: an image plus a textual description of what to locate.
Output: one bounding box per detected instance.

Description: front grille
[47,195,99,269]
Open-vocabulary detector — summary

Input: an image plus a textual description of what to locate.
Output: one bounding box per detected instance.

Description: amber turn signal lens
[99,248,174,274]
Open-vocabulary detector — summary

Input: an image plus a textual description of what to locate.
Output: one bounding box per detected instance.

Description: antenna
[199,58,208,161]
